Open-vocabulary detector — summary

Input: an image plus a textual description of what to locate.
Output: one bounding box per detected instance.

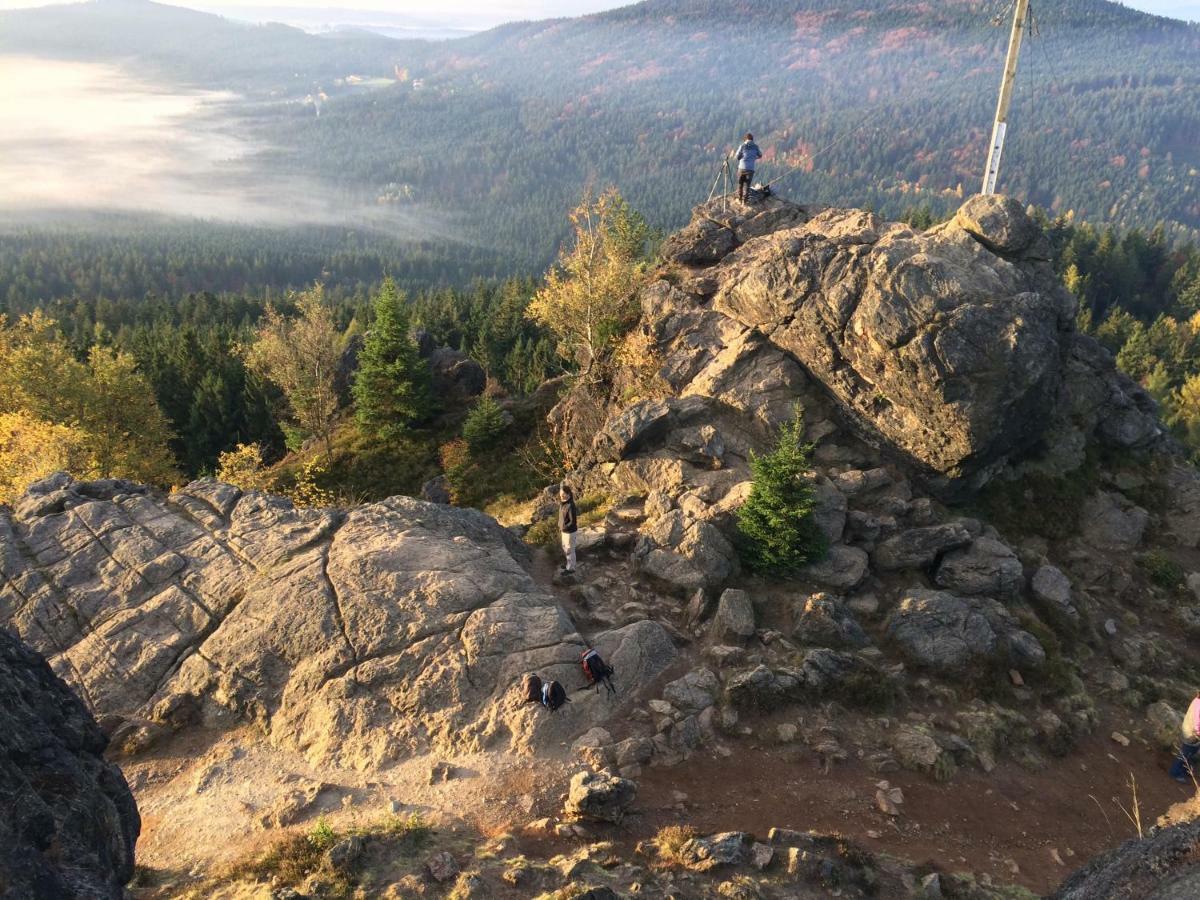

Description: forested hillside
[2,0,1198,275]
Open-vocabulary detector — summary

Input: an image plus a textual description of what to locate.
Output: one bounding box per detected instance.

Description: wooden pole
[982,0,1030,195]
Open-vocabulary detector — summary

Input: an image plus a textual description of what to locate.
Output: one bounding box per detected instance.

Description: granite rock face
[1052,818,1200,900]
[555,194,1162,528]
[0,474,675,770]
[0,628,140,899]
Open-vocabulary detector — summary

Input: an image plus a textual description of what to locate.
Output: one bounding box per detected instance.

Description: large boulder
[557,195,1164,538]
[934,537,1024,600]
[1080,491,1149,552]
[884,589,1045,675]
[662,668,721,715]
[0,476,675,770]
[791,593,869,649]
[564,771,637,823]
[0,628,140,899]
[873,523,973,571]
[677,831,753,871]
[1031,564,1080,627]
[427,346,486,401]
[711,589,756,642]
[802,544,869,592]
[661,196,808,267]
[712,197,1076,493]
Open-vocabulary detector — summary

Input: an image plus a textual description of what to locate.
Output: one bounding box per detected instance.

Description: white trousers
[561,531,578,571]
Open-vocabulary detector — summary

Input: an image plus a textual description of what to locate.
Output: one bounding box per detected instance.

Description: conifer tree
[462,395,507,453]
[352,278,431,441]
[736,408,826,574]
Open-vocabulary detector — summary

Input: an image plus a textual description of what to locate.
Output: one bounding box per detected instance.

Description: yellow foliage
[285,457,335,509]
[0,313,179,488]
[0,411,97,503]
[245,287,342,459]
[614,326,666,402]
[216,443,274,493]
[526,188,650,377]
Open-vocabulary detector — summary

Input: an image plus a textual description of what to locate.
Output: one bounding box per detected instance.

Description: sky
[1,0,1196,28]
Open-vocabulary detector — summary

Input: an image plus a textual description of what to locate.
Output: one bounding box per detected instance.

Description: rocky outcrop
[554,194,1163,558]
[564,770,637,823]
[1051,818,1200,899]
[0,628,140,899]
[0,474,675,769]
[885,588,1045,675]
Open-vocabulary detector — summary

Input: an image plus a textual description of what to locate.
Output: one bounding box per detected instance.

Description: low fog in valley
[0,55,452,235]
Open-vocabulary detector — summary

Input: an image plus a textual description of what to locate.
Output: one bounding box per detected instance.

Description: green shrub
[1140,549,1185,591]
[308,817,337,851]
[841,672,898,711]
[735,408,827,574]
[462,395,508,453]
[974,459,1099,540]
[379,812,432,853]
[525,516,559,548]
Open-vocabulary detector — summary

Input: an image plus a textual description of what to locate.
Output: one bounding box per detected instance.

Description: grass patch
[1140,549,1186,591]
[271,415,451,505]
[212,812,433,898]
[526,516,559,547]
[973,458,1099,541]
[653,824,698,867]
[376,812,433,851]
[524,492,611,549]
[232,817,339,886]
[841,671,899,712]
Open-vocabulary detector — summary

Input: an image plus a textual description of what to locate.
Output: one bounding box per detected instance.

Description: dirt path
[628,727,1190,895]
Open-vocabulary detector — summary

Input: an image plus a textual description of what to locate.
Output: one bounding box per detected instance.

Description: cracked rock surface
[0,473,675,770]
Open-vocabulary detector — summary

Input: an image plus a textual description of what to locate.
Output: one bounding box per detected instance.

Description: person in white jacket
[1170,692,1200,783]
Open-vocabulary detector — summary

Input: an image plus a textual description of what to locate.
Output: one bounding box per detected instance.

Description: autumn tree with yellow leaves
[0,312,179,501]
[527,188,652,379]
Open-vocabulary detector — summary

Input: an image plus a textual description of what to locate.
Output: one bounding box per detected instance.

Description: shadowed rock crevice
[0,628,140,899]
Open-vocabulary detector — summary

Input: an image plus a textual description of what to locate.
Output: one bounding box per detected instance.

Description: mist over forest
[1,0,1198,286]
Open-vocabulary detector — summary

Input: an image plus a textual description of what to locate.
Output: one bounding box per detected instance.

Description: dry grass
[1115,773,1144,839]
[654,824,698,866]
[1158,792,1200,828]
[1158,762,1200,828]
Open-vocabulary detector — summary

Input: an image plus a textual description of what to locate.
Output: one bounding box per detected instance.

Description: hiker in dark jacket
[559,483,578,574]
[735,132,762,203]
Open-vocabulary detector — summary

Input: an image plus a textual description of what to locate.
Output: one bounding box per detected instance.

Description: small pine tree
[736,409,827,574]
[461,395,507,453]
[353,278,431,441]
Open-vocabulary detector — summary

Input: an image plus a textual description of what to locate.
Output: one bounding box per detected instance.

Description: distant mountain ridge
[2,0,1199,270]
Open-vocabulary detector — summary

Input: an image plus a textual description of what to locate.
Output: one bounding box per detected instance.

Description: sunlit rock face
[0,474,675,770]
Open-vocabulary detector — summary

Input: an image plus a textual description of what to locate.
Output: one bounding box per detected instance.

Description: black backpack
[543,680,568,712]
[521,672,542,704]
[582,648,616,695]
[581,648,611,683]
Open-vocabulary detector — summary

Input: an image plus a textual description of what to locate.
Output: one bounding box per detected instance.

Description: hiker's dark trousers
[1171,741,1200,780]
[738,169,754,199]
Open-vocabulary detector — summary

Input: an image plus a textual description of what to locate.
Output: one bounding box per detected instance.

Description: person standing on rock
[559,483,579,575]
[735,133,762,204]
[1170,691,1200,783]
